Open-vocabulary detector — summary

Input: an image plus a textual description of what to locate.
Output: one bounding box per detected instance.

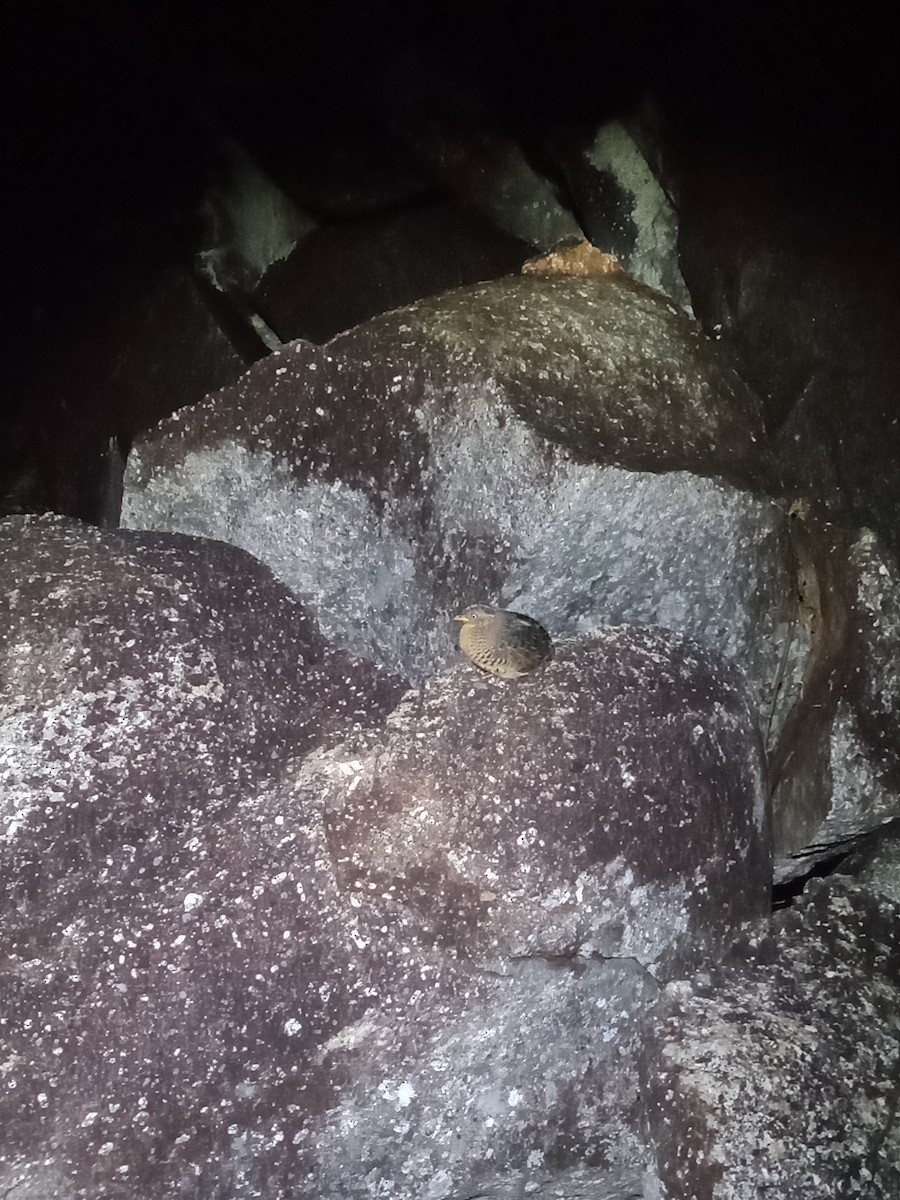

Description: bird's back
[459,609,553,679]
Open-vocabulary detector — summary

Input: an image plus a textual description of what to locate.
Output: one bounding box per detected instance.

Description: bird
[454,605,554,679]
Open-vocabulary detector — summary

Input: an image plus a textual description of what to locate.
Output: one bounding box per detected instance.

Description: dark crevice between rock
[772,819,900,910]
[772,848,857,911]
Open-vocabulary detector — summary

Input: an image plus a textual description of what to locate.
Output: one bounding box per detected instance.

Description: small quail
[454,605,554,679]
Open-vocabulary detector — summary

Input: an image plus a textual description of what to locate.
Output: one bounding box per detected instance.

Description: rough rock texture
[341,276,760,480]
[122,274,794,735]
[0,514,405,877]
[119,268,900,879]
[850,826,900,902]
[772,525,900,882]
[0,515,769,1199]
[642,864,900,1199]
[316,624,770,976]
[2,11,896,1199]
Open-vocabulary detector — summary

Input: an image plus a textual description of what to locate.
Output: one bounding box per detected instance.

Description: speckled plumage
[454,604,553,679]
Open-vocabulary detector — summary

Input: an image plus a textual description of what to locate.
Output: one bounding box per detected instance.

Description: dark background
[1,1,897,521]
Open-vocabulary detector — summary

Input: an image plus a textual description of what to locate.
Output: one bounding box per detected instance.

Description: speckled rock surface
[772,526,900,882]
[642,869,900,1200]
[0,516,770,1199]
[324,275,761,480]
[0,514,403,853]
[122,274,795,736]
[851,828,900,904]
[317,624,770,977]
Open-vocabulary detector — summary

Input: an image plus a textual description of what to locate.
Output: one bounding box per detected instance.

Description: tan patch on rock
[522,240,624,279]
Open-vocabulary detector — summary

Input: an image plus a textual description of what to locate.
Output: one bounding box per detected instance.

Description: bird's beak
[454,614,467,623]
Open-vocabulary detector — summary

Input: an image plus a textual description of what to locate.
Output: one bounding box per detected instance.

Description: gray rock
[772,526,900,881]
[0,513,404,877]
[316,624,770,978]
[563,119,693,312]
[0,516,767,1199]
[122,275,793,738]
[642,873,900,1199]
[845,826,900,903]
